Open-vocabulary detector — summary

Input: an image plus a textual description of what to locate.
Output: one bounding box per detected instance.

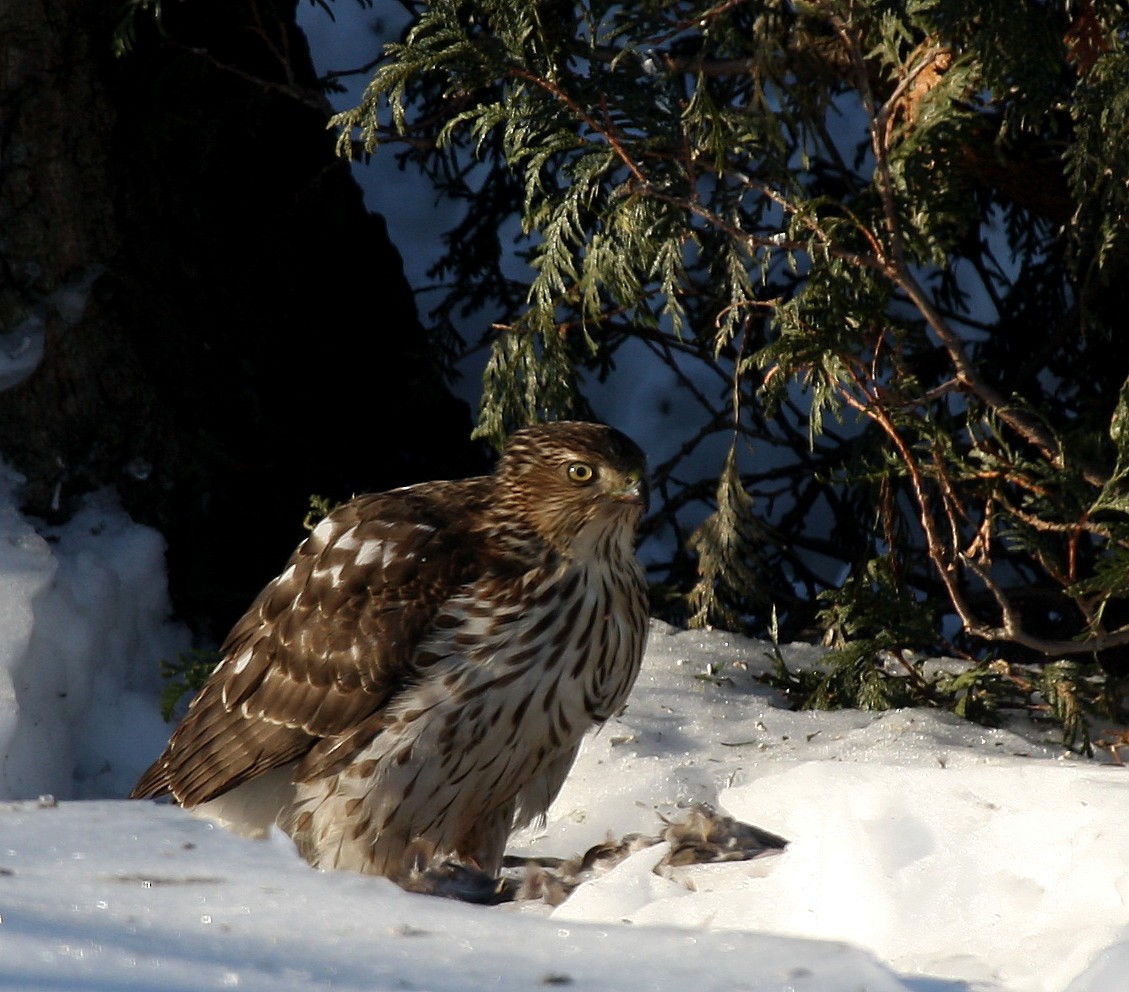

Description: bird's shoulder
[221,475,505,698]
[132,474,518,804]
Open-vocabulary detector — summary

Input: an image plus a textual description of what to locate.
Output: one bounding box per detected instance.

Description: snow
[0,801,909,992]
[0,318,44,393]
[0,267,103,393]
[1,469,1129,990]
[0,465,188,800]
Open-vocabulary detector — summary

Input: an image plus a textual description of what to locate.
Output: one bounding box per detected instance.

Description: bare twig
[830,13,1109,489]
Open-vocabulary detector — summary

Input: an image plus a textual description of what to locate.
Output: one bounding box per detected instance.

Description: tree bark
[0,1,486,638]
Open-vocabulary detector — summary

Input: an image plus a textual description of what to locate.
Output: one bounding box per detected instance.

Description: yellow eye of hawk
[567,462,595,484]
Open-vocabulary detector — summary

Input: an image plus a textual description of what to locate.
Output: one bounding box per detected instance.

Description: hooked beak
[613,471,649,511]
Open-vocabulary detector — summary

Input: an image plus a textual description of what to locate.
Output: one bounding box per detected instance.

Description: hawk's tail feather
[130,759,172,801]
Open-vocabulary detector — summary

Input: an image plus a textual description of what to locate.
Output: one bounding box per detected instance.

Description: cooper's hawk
[133,421,649,881]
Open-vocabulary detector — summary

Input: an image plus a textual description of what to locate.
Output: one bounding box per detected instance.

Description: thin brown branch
[931,445,971,554]
[836,371,1127,657]
[958,554,1129,655]
[837,383,965,606]
[320,56,382,84]
[992,493,1114,543]
[650,410,733,484]
[173,42,334,115]
[589,44,759,78]
[506,66,648,184]
[640,0,748,50]
[829,13,1109,490]
[638,185,884,275]
[635,335,729,415]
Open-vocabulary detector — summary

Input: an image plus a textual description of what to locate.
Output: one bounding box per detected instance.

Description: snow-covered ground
[5,10,1126,990]
[2,464,1129,992]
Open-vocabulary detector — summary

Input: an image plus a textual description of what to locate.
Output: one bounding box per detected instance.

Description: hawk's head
[494,421,648,557]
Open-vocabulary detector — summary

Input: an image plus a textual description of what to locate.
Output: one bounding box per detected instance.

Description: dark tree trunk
[0,1,487,639]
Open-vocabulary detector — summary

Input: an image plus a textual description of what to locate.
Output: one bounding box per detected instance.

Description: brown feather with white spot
[133,421,649,880]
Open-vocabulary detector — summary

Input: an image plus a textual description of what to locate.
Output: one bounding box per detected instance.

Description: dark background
[0,1,488,641]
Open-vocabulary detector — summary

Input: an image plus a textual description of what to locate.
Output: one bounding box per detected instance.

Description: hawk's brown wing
[132,479,490,807]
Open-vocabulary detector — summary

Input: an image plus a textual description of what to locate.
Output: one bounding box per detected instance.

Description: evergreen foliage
[331,1,1129,729]
[158,650,220,722]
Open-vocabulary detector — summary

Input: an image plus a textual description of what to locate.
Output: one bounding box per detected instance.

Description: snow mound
[0,465,189,800]
[0,799,916,992]
[513,622,1128,991]
[573,762,1129,992]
